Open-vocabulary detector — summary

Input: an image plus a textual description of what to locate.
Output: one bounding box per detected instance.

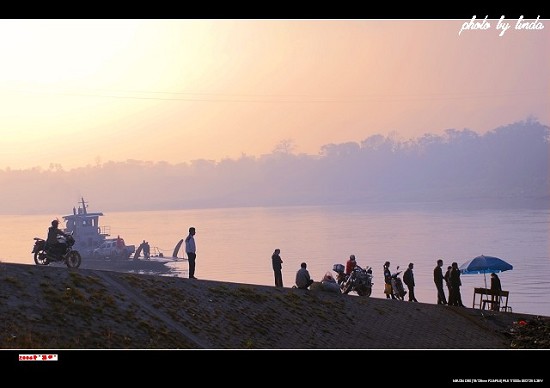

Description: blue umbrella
[459,255,513,289]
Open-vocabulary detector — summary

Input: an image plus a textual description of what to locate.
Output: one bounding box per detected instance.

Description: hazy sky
[0,19,548,170]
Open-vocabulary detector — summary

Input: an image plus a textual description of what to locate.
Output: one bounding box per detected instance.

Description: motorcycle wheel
[66,251,82,268]
[364,287,372,297]
[341,283,352,295]
[34,251,49,265]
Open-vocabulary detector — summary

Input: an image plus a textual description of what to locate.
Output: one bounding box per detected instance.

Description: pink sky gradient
[0,19,547,169]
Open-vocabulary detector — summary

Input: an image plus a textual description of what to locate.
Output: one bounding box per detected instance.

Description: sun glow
[0,19,547,170]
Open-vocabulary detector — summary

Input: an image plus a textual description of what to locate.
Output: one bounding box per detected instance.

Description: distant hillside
[0,119,548,214]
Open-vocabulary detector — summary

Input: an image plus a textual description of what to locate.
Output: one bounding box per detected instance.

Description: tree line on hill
[0,118,548,214]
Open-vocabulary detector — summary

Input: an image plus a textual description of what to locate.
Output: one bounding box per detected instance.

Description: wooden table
[472,287,511,312]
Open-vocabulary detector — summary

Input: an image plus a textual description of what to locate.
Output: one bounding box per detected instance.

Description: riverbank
[1,262,548,350]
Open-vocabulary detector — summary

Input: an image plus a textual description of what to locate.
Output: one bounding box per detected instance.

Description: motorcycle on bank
[333,263,374,297]
[32,232,82,268]
[390,265,407,300]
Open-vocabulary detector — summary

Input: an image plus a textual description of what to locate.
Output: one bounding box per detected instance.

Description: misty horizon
[0,118,547,215]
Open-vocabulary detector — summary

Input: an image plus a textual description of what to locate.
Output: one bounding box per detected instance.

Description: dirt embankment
[0,262,547,350]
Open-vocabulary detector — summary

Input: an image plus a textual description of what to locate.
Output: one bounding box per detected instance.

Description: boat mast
[80,197,88,215]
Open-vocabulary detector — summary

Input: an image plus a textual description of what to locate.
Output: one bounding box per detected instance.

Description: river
[2,201,549,316]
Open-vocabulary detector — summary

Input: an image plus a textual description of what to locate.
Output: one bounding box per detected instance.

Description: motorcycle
[32,232,82,268]
[333,263,373,297]
[391,266,407,300]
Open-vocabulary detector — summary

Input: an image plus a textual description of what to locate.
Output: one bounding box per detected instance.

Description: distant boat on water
[61,197,175,274]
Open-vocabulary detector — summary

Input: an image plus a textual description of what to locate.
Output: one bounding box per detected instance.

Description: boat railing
[100,225,111,236]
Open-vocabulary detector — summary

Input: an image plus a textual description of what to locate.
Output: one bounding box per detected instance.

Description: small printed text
[19,353,58,361]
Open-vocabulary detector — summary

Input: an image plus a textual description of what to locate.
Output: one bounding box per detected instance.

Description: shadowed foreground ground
[1,262,547,351]
[3,262,550,383]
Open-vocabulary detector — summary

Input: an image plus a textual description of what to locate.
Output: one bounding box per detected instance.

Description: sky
[0,18,548,170]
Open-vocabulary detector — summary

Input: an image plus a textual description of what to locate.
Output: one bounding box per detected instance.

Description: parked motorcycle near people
[32,232,82,268]
[333,263,373,296]
[391,266,407,300]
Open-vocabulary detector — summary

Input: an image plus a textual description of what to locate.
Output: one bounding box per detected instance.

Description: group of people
[270,252,505,310]
[434,259,465,307]
[272,252,418,301]
[180,228,504,310]
[382,260,418,302]
[433,259,501,308]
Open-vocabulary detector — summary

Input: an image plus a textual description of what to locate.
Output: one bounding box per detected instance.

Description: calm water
[2,203,549,317]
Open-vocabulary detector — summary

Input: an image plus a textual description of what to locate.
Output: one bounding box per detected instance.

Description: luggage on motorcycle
[333,264,344,273]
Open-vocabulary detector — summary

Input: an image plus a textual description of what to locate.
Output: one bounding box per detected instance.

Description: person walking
[383,261,395,299]
[272,248,284,287]
[403,262,418,302]
[433,259,448,305]
[448,261,465,307]
[185,227,197,279]
[295,262,314,290]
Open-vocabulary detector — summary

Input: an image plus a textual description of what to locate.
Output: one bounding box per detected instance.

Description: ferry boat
[61,198,174,274]
[62,197,111,260]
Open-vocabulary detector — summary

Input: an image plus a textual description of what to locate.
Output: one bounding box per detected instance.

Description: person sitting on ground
[295,262,314,290]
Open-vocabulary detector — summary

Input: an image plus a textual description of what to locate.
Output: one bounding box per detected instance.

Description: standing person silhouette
[444,265,452,298]
[383,261,396,299]
[448,261,465,307]
[143,241,151,259]
[185,227,197,279]
[272,249,283,287]
[434,259,448,305]
[403,262,418,302]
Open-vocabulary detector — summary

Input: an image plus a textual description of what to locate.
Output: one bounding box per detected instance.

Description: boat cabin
[63,198,110,256]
